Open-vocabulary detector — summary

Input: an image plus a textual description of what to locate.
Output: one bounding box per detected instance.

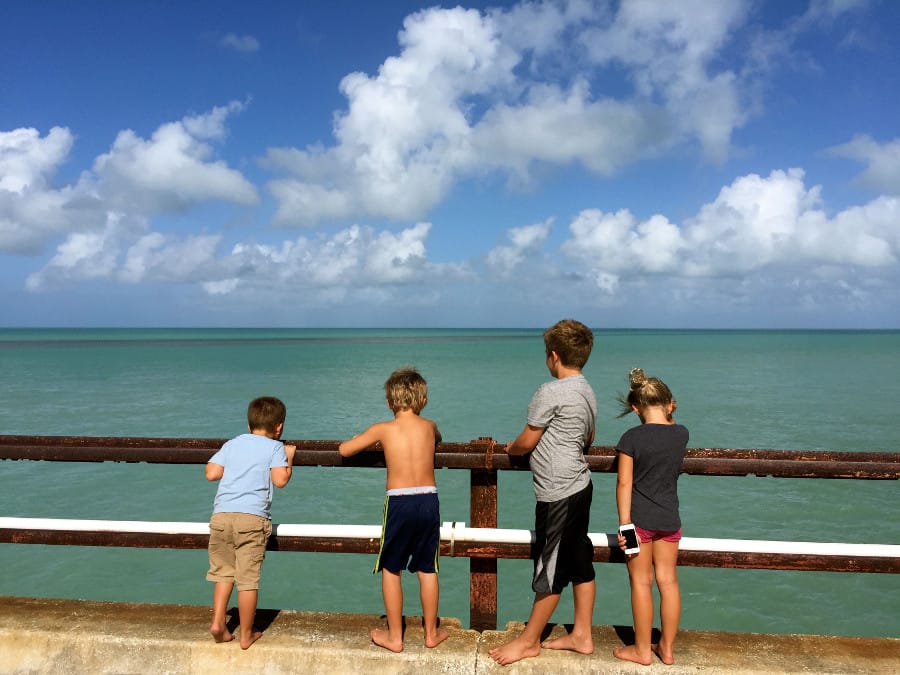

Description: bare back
[379,410,439,490]
[338,408,441,490]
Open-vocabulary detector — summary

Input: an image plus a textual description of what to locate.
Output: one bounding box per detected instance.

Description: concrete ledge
[1,596,898,674]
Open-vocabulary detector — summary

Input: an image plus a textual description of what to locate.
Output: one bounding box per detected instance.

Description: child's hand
[284,444,297,463]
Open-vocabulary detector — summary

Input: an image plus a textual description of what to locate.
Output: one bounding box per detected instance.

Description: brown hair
[247,396,287,433]
[384,367,428,413]
[544,319,594,369]
[617,368,675,417]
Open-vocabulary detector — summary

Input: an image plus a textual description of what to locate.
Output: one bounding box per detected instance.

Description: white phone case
[619,524,640,554]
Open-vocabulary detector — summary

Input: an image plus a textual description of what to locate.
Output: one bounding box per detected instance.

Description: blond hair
[617,368,675,417]
[384,367,428,413]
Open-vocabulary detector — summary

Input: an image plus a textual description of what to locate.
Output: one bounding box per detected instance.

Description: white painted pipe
[1,517,898,558]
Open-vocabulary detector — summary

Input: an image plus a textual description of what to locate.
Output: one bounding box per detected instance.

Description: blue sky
[2,0,898,328]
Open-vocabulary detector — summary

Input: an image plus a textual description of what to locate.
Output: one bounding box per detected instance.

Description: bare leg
[652,540,680,665]
[417,571,449,648]
[210,581,235,643]
[614,542,654,666]
[542,579,595,654]
[489,592,560,665]
[371,569,404,652]
[237,589,262,649]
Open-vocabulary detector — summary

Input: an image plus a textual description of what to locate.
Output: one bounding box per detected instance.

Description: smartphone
[619,524,640,554]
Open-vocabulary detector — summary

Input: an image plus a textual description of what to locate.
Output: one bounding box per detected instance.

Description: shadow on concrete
[225,607,281,634]
[613,624,662,646]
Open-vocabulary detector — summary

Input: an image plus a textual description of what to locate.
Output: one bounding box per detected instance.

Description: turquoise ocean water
[0,328,897,638]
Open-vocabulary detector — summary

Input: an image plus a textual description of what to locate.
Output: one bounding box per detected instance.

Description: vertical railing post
[469,437,498,631]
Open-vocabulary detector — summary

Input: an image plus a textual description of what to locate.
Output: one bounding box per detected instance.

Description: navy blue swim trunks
[373,489,440,574]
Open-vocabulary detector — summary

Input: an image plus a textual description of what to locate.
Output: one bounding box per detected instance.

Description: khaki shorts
[206,512,272,592]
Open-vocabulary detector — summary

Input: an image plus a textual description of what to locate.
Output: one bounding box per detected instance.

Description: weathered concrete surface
[480,622,900,674]
[1,596,898,674]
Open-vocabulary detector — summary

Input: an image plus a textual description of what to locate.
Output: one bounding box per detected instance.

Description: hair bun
[628,367,647,388]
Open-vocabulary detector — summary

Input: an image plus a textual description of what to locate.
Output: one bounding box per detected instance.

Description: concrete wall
[1,596,898,674]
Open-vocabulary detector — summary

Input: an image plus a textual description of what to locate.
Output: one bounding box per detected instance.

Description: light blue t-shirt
[209,433,289,519]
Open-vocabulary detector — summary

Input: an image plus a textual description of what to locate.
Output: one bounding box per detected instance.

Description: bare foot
[240,630,262,650]
[210,624,234,643]
[489,636,541,665]
[542,631,594,655]
[425,627,450,648]
[613,644,653,665]
[653,643,675,665]
[370,627,403,653]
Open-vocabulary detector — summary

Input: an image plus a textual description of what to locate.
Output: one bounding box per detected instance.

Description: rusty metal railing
[1,435,898,630]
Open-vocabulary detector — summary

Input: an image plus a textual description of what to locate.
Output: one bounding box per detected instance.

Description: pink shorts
[635,525,682,544]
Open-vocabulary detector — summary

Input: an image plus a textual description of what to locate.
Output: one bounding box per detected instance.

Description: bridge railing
[1,435,898,630]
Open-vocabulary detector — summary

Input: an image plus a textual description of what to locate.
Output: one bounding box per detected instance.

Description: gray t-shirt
[526,373,597,502]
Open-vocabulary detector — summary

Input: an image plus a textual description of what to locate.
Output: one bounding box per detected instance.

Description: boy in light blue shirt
[205,396,296,649]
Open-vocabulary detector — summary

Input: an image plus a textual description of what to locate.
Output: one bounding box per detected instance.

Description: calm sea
[0,328,897,638]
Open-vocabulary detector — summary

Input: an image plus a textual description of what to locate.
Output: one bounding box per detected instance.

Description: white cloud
[261,0,880,229]
[561,208,685,281]
[93,102,257,213]
[559,169,898,289]
[220,33,260,53]
[25,211,145,290]
[0,126,73,194]
[5,1,895,327]
[485,219,552,278]
[472,81,673,179]
[264,6,516,226]
[827,135,900,195]
[578,0,749,162]
[0,127,95,254]
[213,222,468,292]
[263,1,763,226]
[0,103,255,256]
[682,169,896,272]
[119,232,222,284]
[26,217,469,299]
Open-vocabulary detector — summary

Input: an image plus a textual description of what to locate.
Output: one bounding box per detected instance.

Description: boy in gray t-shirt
[489,319,598,666]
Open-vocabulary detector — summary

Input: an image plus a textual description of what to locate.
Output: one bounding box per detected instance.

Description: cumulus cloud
[27,217,469,299]
[211,222,469,294]
[263,1,769,226]
[25,212,146,290]
[827,135,900,195]
[5,1,894,326]
[0,127,104,254]
[559,168,898,297]
[93,102,257,213]
[0,126,73,194]
[0,102,254,256]
[577,0,749,162]
[263,5,516,226]
[22,158,899,327]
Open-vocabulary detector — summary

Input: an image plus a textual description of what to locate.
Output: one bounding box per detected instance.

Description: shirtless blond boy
[339,367,449,652]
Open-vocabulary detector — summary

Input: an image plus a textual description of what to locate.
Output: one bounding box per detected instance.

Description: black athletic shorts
[532,480,595,594]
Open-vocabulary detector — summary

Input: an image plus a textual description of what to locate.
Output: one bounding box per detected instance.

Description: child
[613,368,688,666]
[339,367,449,653]
[489,319,597,666]
[205,396,296,649]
